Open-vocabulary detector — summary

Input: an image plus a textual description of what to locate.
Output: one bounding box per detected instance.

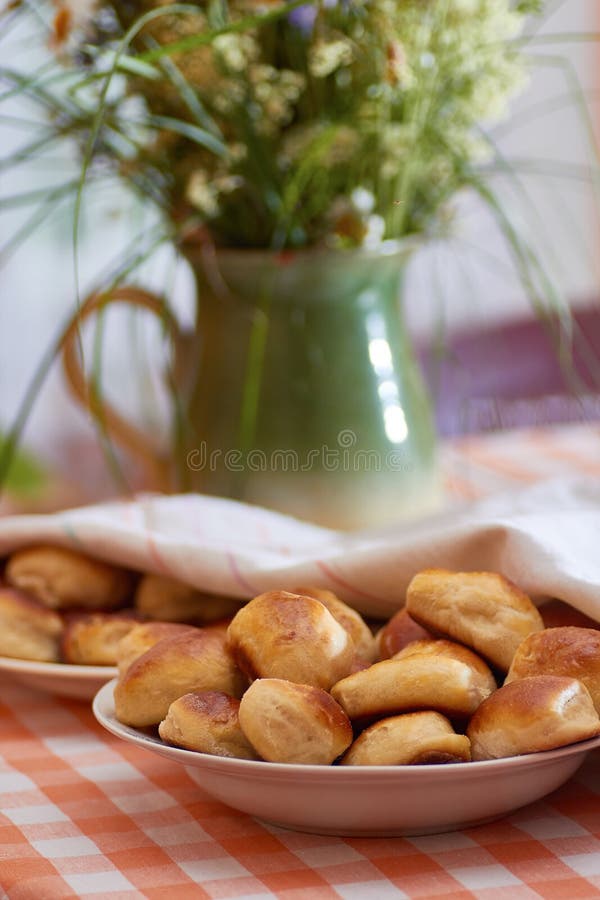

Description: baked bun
[330,654,494,723]
[292,586,377,662]
[393,639,497,694]
[0,586,63,662]
[226,591,354,690]
[377,608,432,660]
[238,678,353,764]
[406,569,544,671]
[116,621,195,675]
[539,600,600,631]
[61,611,140,665]
[5,545,134,611]
[467,675,600,760]
[114,628,247,727]
[159,691,258,759]
[505,627,600,712]
[135,574,243,624]
[341,711,471,766]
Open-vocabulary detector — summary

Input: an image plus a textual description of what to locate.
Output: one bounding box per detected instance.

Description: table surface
[2,423,600,900]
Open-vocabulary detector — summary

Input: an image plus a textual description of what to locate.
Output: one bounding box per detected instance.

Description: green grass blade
[144,113,227,157]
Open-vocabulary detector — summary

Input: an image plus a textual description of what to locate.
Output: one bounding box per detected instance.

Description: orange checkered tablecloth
[2,423,600,900]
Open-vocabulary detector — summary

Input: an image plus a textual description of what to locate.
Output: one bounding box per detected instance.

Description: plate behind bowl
[93,679,600,837]
[0,656,117,701]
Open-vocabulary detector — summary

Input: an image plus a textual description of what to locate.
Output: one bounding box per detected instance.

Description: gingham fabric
[1,423,600,900]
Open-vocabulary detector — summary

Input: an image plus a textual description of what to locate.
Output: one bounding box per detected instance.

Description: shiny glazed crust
[114,628,247,727]
[341,711,472,766]
[393,639,497,694]
[330,654,494,722]
[0,586,63,662]
[292,586,377,662]
[505,626,600,712]
[159,691,258,759]
[116,622,196,675]
[467,675,600,760]
[5,545,134,611]
[61,612,140,665]
[226,591,355,690]
[238,678,353,765]
[406,569,544,671]
[376,607,432,659]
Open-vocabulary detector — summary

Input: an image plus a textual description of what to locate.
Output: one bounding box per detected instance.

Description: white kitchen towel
[0,476,599,621]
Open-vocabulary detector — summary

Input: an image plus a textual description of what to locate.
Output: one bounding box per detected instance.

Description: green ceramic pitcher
[62,241,440,529]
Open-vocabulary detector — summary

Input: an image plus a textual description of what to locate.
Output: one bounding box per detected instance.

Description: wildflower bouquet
[8,0,584,527]
[13,0,541,250]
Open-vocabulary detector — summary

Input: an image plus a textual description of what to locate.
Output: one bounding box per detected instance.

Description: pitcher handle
[61,286,181,490]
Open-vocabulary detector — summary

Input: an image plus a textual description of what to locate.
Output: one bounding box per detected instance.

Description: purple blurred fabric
[417,306,600,436]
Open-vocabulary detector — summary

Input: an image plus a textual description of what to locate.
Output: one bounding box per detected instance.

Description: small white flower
[186,171,219,217]
[213,34,258,72]
[364,215,386,248]
[351,188,375,216]
[309,39,354,78]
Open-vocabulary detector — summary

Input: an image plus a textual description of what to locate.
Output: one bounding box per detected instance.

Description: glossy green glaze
[178,243,440,528]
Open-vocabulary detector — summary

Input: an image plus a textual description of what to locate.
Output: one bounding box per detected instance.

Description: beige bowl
[0,655,116,700]
[93,679,600,837]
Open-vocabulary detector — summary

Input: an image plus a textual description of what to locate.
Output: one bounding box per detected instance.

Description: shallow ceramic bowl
[93,679,600,836]
[0,656,117,701]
